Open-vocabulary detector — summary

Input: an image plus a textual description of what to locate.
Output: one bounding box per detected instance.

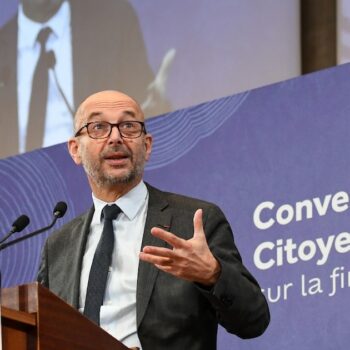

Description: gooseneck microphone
[48,51,75,117]
[52,201,68,219]
[0,215,30,245]
[0,201,67,251]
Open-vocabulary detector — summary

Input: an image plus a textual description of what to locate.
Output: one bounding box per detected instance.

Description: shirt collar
[92,181,148,223]
[18,1,71,50]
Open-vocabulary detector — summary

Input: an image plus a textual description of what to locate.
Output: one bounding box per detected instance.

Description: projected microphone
[0,201,67,251]
[48,51,75,117]
[0,215,30,245]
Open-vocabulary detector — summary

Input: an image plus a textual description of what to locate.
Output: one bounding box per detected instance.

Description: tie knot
[102,204,121,221]
[36,27,52,47]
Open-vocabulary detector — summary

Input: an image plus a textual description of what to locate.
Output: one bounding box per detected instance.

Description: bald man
[38,90,270,350]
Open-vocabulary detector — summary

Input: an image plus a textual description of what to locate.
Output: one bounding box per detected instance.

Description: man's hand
[139,209,221,286]
[141,48,176,117]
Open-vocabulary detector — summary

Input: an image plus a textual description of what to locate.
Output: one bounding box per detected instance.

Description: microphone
[48,51,75,117]
[53,201,68,218]
[0,215,30,245]
[0,201,67,251]
[46,50,56,69]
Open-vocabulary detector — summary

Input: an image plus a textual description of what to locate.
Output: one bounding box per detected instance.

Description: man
[37,90,270,349]
[0,0,173,158]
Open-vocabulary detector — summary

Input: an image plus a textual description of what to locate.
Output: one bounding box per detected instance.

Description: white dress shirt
[79,181,149,349]
[17,1,73,153]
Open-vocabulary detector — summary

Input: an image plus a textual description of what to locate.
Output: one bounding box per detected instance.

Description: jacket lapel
[136,184,172,327]
[63,207,94,308]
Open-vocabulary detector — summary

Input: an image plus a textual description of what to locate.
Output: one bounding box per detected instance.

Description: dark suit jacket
[38,184,270,350]
[0,0,154,158]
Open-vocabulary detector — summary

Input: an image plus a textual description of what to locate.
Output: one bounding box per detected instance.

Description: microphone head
[53,201,67,218]
[12,215,30,233]
[46,50,56,69]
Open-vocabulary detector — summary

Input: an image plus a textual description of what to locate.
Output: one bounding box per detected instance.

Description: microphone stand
[0,216,59,252]
[0,203,67,349]
[0,215,30,246]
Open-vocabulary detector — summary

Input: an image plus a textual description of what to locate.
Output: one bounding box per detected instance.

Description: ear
[68,137,82,165]
[144,133,153,161]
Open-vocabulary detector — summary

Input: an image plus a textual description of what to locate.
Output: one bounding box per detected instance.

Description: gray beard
[84,164,141,188]
[82,154,145,188]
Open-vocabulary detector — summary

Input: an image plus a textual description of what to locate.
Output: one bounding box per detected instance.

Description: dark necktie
[26,27,53,152]
[83,204,122,325]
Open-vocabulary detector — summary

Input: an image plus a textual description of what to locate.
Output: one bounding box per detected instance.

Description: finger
[151,227,186,248]
[142,245,176,258]
[156,48,176,82]
[139,252,174,266]
[154,264,173,272]
[193,209,205,238]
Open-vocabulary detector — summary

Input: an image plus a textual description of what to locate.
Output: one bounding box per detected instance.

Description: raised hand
[139,209,221,286]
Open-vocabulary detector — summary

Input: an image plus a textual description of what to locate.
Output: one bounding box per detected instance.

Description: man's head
[21,0,64,23]
[68,90,153,198]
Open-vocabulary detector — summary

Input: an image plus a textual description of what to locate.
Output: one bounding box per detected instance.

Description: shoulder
[0,14,17,45]
[46,207,93,245]
[70,0,137,20]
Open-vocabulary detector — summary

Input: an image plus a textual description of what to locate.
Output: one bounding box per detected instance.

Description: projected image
[337,0,350,64]
[0,0,299,159]
[0,0,175,158]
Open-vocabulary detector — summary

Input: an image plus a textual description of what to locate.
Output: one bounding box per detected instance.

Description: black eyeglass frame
[74,120,147,139]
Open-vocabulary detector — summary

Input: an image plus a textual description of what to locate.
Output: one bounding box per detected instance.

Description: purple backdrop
[1,64,350,348]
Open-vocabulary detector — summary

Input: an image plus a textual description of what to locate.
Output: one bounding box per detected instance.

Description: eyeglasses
[74,121,146,139]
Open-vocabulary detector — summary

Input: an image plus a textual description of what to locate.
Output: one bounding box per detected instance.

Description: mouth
[103,152,130,166]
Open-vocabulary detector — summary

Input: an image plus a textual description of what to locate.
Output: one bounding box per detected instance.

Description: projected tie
[26,27,52,152]
[83,204,121,325]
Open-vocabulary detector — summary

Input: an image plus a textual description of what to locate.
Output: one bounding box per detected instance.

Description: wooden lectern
[1,282,129,350]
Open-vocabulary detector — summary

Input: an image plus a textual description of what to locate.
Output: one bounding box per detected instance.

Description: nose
[108,125,123,144]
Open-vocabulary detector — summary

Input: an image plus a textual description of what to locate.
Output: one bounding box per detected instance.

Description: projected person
[37,90,270,350]
[0,0,175,158]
